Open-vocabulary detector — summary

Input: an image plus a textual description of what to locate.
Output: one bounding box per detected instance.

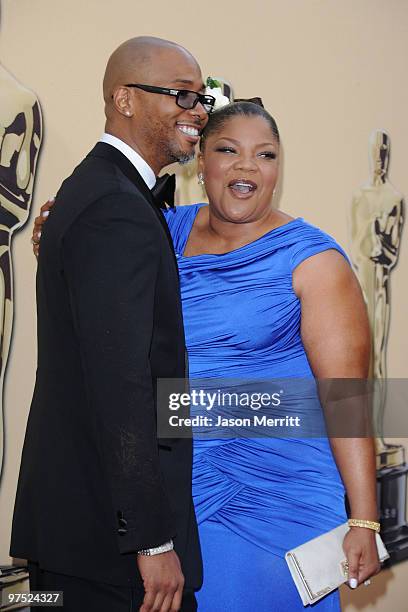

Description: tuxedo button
[117,527,127,536]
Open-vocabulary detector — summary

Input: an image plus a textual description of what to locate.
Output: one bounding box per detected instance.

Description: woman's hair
[200,101,280,151]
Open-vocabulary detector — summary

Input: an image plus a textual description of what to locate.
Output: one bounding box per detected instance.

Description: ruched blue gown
[165,204,348,611]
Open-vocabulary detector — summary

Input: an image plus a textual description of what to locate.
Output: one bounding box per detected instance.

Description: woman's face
[198,115,279,224]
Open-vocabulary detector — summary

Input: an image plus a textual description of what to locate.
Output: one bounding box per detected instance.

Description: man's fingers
[150,590,166,611]
[140,582,180,612]
[159,592,177,612]
[139,587,156,612]
[152,590,172,612]
[170,585,183,612]
[137,551,184,611]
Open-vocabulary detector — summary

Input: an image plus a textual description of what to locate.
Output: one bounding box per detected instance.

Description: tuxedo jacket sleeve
[62,191,175,553]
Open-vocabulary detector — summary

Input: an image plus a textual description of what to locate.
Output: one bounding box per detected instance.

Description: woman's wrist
[348,518,380,533]
[347,499,378,523]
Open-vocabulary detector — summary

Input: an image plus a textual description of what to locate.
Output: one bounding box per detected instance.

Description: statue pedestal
[377,459,408,565]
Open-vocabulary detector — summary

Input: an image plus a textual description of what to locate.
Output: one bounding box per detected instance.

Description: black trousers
[28,563,197,612]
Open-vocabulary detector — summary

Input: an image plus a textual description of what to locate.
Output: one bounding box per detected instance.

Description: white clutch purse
[285,522,389,606]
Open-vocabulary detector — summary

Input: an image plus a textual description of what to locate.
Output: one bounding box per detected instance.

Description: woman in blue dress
[164,102,380,610]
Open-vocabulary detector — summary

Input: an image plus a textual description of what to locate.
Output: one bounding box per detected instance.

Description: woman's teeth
[230,182,256,194]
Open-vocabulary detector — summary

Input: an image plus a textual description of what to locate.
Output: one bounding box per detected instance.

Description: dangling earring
[198,173,205,186]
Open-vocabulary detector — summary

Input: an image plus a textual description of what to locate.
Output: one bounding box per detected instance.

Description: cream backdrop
[0,0,407,609]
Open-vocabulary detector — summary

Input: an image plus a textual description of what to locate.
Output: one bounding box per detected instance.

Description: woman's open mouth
[228,179,258,197]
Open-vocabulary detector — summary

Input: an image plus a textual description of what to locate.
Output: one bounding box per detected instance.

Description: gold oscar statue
[0,64,43,479]
[350,130,404,466]
[350,129,408,564]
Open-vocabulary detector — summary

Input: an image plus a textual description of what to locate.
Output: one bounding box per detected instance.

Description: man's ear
[112,86,134,117]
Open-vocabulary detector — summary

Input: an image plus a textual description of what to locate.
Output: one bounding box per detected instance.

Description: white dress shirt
[99,133,156,189]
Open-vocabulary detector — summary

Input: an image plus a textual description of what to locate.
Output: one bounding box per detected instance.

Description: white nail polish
[349,578,358,589]
[37,232,41,239]
[42,211,50,217]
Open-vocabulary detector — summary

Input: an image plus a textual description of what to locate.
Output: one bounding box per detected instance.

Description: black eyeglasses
[124,84,216,114]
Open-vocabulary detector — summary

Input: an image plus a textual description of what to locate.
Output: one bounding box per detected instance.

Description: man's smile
[176,123,200,143]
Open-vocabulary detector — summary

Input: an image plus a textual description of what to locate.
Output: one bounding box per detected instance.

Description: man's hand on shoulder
[31,197,55,258]
[137,550,185,612]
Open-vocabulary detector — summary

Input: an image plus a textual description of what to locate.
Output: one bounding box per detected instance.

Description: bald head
[101,36,206,175]
[103,36,199,105]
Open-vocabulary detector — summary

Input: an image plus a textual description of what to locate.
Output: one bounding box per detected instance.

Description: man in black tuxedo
[10,37,213,611]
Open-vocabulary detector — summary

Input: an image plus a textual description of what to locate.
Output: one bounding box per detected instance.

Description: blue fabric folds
[165,205,348,610]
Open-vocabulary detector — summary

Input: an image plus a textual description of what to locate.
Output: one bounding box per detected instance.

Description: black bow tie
[152,173,176,210]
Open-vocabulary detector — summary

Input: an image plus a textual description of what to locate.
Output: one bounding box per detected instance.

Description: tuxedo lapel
[89,142,154,204]
[88,142,178,272]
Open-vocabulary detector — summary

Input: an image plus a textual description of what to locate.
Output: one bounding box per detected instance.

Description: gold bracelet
[348,519,380,533]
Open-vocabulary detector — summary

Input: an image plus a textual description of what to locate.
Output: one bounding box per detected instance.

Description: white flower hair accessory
[205,77,230,110]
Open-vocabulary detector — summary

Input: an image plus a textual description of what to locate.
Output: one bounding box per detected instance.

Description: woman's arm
[293,249,380,588]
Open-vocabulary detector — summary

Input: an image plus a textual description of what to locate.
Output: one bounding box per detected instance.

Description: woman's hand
[32,197,55,258]
[343,527,381,588]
